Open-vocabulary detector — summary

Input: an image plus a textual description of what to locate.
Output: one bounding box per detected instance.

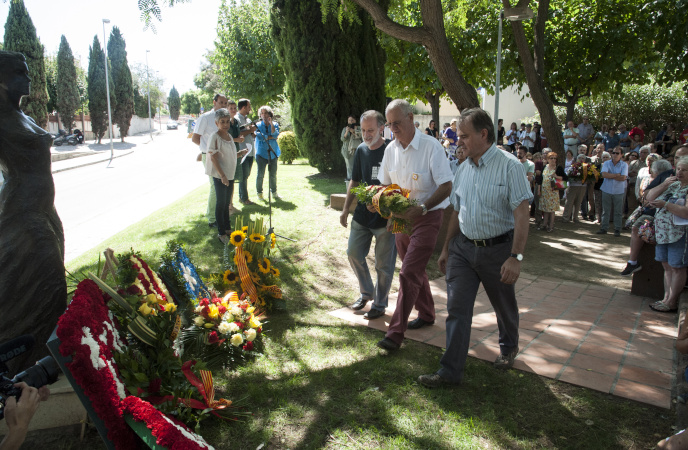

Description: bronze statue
[0,51,67,372]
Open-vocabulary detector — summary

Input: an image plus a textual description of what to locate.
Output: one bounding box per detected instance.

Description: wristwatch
[420,204,428,216]
[510,253,523,261]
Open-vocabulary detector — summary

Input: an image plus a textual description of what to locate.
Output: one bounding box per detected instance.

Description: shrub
[277,131,299,164]
[556,82,688,131]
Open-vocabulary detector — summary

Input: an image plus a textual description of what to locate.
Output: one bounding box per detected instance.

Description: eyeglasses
[612,152,621,155]
[548,157,557,160]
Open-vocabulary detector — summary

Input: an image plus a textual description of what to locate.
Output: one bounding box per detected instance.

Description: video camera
[0,335,59,420]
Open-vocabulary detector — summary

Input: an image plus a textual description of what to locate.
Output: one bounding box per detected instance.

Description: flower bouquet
[180,292,264,370]
[567,161,600,184]
[350,183,417,233]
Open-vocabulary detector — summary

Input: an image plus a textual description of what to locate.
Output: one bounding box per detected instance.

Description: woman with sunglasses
[539,151,566,232]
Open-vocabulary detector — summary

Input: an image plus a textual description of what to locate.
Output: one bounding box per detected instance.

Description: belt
[461,231,511,247]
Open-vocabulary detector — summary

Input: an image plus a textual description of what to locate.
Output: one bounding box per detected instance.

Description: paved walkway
[330,273,678,409]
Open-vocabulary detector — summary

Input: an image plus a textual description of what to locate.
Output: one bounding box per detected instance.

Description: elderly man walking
[376,99,453,351]
[597,147,628,237]
[418,108,533,387]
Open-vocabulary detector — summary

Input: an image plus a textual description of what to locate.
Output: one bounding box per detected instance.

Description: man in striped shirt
[418,107,533,387]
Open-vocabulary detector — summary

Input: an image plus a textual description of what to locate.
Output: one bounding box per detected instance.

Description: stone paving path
[330,272,678,409]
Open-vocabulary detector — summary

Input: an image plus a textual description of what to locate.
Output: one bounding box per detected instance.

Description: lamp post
[493,6,534,142]
[146,50,152,139]
[102,19,114,166]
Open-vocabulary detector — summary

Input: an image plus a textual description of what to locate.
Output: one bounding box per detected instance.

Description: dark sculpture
[0,51,67,372]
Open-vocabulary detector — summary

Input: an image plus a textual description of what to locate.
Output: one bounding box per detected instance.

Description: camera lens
[12,356,60,389]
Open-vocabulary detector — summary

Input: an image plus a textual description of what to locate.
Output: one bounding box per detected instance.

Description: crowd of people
[191,95,282,244]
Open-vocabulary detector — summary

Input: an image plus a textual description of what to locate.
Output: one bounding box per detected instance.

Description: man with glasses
[597,147,628,236]
[375,99,453,351]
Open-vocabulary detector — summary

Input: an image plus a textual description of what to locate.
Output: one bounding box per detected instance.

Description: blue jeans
[346,220,397,312]
[601,191,624,232]
[239,156,254,201]
[438,233,519,383]
[256,155,278,194]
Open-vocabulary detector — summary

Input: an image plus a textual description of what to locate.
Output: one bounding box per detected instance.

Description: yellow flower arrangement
[250,271,261,283]
[242,225,248,232]
[223,270,238,285]
[138,303,154,316]
[164,303,177,313]
[249,233,265,243]
[257,258,271,274]
[270,267,280,277]
[270,233,276,249]
[229,230,246,247]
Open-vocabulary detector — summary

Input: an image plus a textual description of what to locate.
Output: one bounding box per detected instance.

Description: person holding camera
[341,115,362,182]
[1,382,50,450]
[254,106,281,200]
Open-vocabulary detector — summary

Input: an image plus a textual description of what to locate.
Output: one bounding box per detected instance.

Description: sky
[0,0,223,94]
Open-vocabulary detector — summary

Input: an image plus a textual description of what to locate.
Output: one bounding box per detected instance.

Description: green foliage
[168,85,181,120]
[558,82,688,133]
[272,0,387,174]
[107,27,134,140]
[276,131,299,164]
[45,54,57,114]
[130,63,163,118]
[87,35,115,144]
[56,35,80,132]
[648,0,688,88]
[3,0,49,127]
[213,0,286,108]
[181,90,201,115]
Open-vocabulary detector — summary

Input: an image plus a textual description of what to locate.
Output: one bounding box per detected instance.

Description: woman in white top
[207,108,248,243]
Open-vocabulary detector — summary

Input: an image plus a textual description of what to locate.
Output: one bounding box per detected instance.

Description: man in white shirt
[192,94,228,227]
[563,121,580,156]
[375,99,453,351]
[521,124,536,153]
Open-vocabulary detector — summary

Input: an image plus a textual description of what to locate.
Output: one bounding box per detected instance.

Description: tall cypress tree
[3,0,49,128]
[168,86,181,120]
[271,0,386,174]
[56,35,80,132]
[88,36,115,144]
[107,27,134,142]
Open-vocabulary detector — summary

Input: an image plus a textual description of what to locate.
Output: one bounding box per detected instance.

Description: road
[54,129,208,263]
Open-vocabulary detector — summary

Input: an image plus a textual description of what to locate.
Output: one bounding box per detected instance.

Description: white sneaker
[258,193,265,201]
[272,192,281,199]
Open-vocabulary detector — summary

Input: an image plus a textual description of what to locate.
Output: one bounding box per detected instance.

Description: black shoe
[351,297,369,311]
[614,230,621,237]
[408,317,434,330]
[494,346,519,369]
[620,262,642,276]
[364,309,385,320]
[376,337,400,351]
[208,222,217,228]
[417,373,461,388]
[596,229,607,235]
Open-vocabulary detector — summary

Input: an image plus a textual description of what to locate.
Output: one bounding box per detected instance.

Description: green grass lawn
[67,159,672,449]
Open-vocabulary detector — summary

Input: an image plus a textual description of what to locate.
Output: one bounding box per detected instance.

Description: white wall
[48,115,164,140]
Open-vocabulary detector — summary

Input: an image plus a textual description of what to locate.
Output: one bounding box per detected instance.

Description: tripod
[257,118,296,243]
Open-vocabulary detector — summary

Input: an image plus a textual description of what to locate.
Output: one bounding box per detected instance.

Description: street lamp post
[146,50,152,139]
[493,6,535,143]
[102,19,115,166]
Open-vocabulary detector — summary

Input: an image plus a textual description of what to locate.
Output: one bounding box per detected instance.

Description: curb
[51,150,135,174]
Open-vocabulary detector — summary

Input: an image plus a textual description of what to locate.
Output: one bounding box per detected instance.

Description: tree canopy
[88,35,115,144]
[3,0,49,127]
[130,62,163,118]
[181,90,202,115]
[56,35,81,132]
[168,86,181,120]
[213,0,285,108]
[107,27,135,141]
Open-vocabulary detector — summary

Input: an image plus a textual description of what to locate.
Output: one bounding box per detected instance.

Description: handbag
[625,205,644,228]
[638,218,656,244]
[550,178,567,190]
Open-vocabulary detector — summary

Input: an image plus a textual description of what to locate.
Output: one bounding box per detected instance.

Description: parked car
[167,120,178,130]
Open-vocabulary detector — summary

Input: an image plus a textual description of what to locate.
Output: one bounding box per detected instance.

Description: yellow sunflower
[270,233,276,249]
[270,267,280,277]
[242,225,249,232]
[223,270,238,285]
[249,233,266,243]
[250,271,261,283]
[244,252,253,264]
[230,230,246,247]
[257,258,271,274]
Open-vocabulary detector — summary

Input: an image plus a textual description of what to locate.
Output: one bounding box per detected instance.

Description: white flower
[230,306,242,316]
[180,262,198,289]
[222,312,234,323]
[218,322,232,335]
[228,322,240,333]
[244,328,257,342]
[230,333,244,347]
[193,316,206,327]
[194,305,203,314]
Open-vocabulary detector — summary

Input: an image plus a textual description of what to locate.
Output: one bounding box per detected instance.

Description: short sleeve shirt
[450,144,534,240]
[205,133,237,180]
[600,159,628,195]
[193,110,218,153]
[380,128,453,210]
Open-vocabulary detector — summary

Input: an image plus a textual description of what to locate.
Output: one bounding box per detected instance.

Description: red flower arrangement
[56,279,138,449]
[121,396,214,450]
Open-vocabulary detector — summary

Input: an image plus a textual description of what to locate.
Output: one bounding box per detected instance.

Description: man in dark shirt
[340,110,397,320]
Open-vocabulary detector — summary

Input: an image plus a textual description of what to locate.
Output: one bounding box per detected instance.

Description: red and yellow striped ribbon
[235,246,260,305]
[372,184,411,234]
[199,369,232,409]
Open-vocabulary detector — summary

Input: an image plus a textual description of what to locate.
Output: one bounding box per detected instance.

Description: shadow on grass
[306,172,345,207]
[205,322,662,449]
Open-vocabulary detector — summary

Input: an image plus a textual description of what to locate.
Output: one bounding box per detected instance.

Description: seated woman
[644,156,688,312]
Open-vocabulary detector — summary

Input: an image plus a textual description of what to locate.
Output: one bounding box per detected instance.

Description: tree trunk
[424,90,442,128]
[351,0,479,110]
[504,0,564,163]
